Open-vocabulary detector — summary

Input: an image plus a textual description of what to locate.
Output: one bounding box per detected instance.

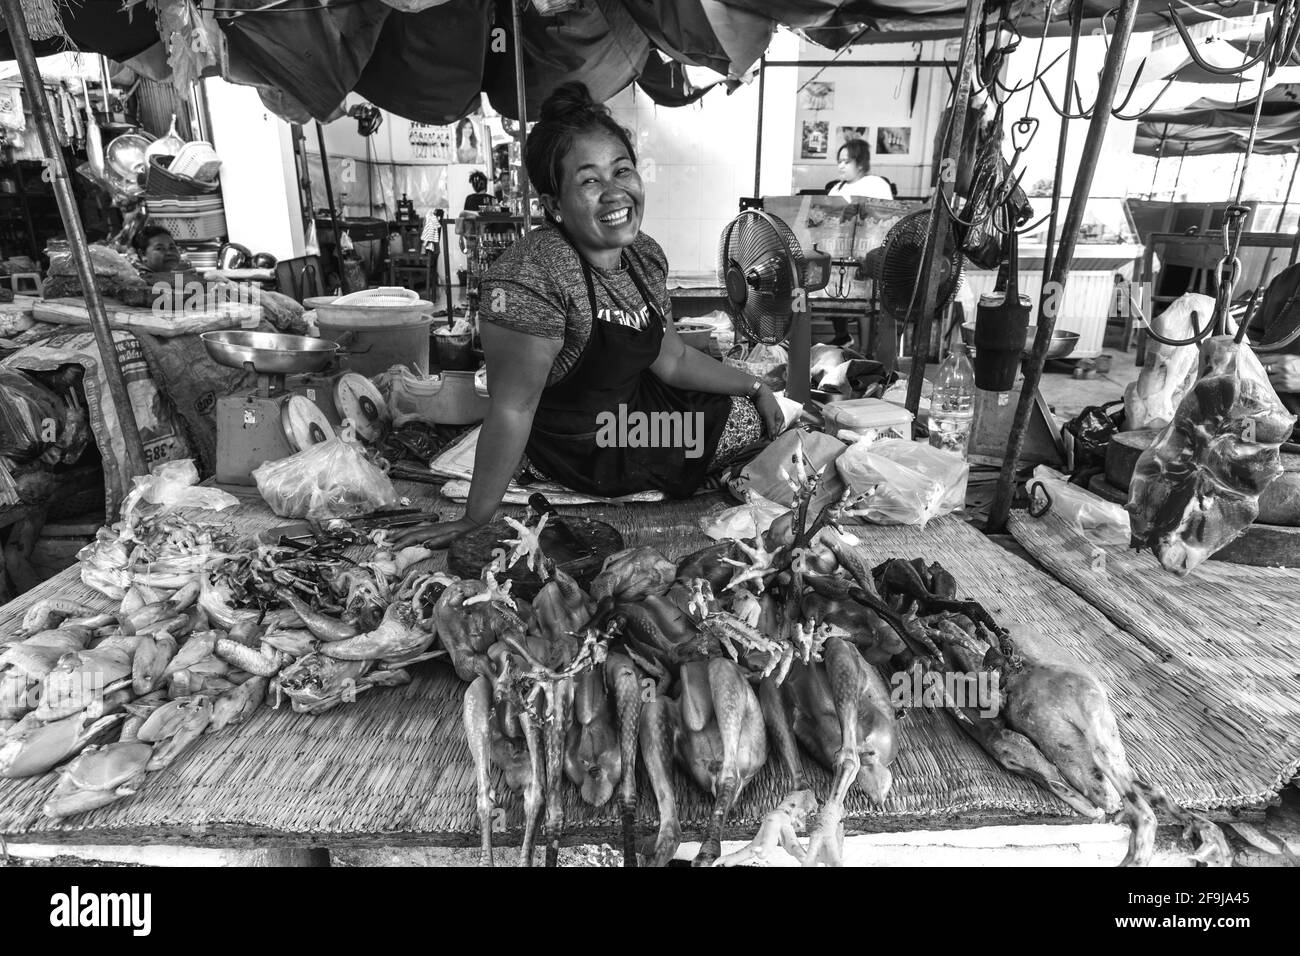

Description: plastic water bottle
[928,340,975,459]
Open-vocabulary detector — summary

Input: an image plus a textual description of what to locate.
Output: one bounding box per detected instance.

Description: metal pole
[1170,144,1188,198]
[753,55,766,197]
[511,0,531,221]
[1279,151,1300,221]
[314,121,349,294]
[1147,133,1166,198]
[0,0,148,482]
[1041,0,1084,287]
[987,0,1140,532]
[904,0,982,415]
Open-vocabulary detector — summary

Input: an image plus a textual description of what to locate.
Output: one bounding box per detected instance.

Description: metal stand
[904,1,982,414]
[0,0,148,483]
[314,121,349,294]
[987,0,1140,532]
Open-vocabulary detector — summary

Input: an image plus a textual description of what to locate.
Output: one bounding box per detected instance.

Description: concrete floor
[1036,338,1142,425]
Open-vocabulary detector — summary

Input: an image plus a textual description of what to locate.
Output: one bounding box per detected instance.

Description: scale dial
[281,394,335,451]
[334,373,392,442]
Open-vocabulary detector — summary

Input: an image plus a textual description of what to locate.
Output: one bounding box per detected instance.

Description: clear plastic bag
[252,421,397,519]
[1027,465,1130,548]
[837,438,968,527]
[121,458,238,519]
[701,491,789,541]
[1127,336,1296,574]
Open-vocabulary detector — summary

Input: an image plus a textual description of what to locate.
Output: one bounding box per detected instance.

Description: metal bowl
[105,133,150,182]
[201,330,338,374]
[960,324,1080,360]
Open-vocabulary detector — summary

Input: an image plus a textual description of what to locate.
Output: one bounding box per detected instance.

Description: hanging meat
[1122,293,1219,431]
[1127,335,1297,574]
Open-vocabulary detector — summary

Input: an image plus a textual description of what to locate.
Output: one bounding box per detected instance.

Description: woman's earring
[555,215,563,223]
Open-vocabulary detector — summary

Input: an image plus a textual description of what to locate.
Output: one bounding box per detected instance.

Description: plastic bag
[727,429,846,510]
[0,368,62,463]
[120,458,238,519]
[701,491,789,541]
[838,439,968,527]
[252,421,397,519]
[1027,465,1129,548]
[1123,293,1221,431]
[1127,336,1296,574]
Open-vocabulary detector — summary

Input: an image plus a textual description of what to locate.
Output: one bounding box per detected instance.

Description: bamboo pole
[1041,0,1084,287]
[753,55,766,197]
[0,0,148,482]
[511,0,531,221]
[1170,143,1188,198]
[903,0,982,414]
[987,0,1140,533]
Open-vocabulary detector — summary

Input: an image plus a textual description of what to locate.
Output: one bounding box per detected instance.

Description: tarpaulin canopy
[1141,83,1300,128]
[0,0,1282,124]
[1135,121,1300,156]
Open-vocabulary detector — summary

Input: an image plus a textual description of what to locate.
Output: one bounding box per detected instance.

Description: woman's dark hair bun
[527,82,637,201]
[540,82,599,123]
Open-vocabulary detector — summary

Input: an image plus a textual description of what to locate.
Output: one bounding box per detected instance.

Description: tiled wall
[607,84,761,282]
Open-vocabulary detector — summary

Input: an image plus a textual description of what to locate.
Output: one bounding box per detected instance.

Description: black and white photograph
[0,0,1296,911]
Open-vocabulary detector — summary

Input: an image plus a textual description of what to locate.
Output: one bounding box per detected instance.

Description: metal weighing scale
[202,331,343,485]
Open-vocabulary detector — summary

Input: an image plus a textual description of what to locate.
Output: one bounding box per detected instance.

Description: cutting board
[33,297,258,338]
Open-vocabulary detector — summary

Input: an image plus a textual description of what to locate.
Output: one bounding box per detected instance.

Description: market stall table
[0,487,1293,853]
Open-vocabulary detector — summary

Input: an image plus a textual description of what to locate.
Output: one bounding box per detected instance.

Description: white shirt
[829,175,894,201]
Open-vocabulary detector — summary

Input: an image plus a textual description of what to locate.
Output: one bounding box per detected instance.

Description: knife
[260,508,435,545]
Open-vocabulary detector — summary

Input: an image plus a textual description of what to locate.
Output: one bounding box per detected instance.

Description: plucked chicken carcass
[1123,293,1220,431]
[869,561,1230,866]
[1128,335,1297,574]
[639,657,768,866]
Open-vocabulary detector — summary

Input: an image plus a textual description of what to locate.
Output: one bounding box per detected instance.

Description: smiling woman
[393,83,790,551]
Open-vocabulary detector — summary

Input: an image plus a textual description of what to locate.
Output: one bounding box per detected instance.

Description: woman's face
[546,131,643,261]
[837,148,865,182]
[143,233,181,272]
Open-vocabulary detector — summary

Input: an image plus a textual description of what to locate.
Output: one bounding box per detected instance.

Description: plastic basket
[153,208,228,241]
[146,155,220,199]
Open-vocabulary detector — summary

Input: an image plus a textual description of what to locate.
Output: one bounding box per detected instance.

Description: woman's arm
[464,321,561,523]
[394,322,559,548]
[651,320,786,437]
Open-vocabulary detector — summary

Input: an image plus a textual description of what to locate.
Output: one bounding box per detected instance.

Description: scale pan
[201,330,338,375]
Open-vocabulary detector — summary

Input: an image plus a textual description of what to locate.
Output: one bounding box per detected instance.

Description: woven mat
[0,489,1289,845]
[1010,510,1300,778]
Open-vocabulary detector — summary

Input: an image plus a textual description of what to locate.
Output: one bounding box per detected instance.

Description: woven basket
[154,209,228,241]
[147,155,220,199]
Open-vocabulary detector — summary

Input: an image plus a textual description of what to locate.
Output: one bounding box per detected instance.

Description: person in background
[828,139,893,201]
[463,171,495,212]
[1250,262,1300,437]
[130,224,192,278]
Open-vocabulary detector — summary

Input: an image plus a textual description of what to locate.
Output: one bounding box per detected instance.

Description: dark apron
[524,240,731,498]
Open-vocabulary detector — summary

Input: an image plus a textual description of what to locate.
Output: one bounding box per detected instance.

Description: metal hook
[1168,3,1275,76]
[1037,75,1093,119]
[1113,75,1177,121]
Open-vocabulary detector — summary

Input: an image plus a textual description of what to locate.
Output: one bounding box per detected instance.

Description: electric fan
[875,209,964,353]
[717,209,830,402]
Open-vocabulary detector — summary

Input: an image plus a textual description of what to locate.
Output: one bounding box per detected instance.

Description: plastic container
[928,342,976,459]
[822,397,913,445]
[385,365,490,425]
[309,289,435,377]
[431,327,475,370]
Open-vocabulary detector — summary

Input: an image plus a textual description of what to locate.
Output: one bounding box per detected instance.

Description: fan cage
[717,210,810,345]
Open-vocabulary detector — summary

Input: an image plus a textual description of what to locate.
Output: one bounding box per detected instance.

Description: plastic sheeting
[1134,122,1300,157]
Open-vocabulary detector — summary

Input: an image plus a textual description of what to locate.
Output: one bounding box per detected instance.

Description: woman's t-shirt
[479,224,672,386]
[829,175,894,201]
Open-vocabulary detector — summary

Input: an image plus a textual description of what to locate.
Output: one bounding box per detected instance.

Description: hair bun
[540,82,601,123]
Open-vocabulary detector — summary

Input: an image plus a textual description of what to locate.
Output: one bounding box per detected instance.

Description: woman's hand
[391,517,482,550]
[1260,354,1300,393]
[753,384,786,438]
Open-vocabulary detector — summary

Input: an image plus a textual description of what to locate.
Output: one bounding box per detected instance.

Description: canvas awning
[0,0,1280,124]
[1134,120,1300,156]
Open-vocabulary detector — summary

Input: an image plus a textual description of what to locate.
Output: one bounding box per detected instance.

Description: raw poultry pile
[0,454,1229,866]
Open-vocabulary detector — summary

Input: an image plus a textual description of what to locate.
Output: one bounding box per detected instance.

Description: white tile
[666,164,702,214]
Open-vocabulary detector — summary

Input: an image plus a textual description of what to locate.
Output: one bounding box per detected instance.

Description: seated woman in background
[130,224,195,281]
[828,140,893,201]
